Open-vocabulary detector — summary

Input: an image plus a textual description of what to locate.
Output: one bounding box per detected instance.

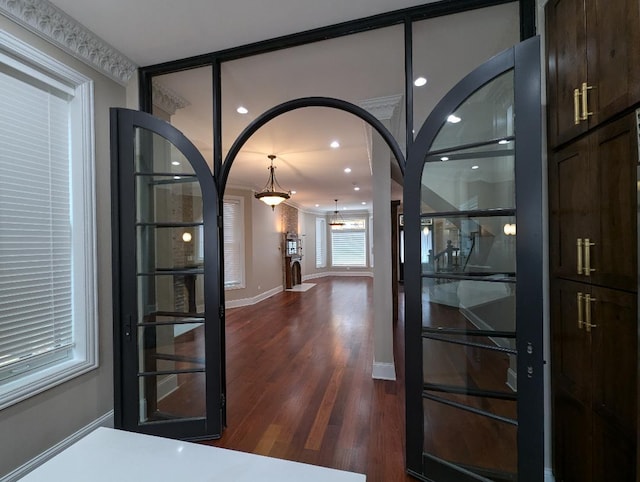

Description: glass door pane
[135,128,207,424]
[405,37,543,482]
[419,68,517,478]
[111,108,221,440]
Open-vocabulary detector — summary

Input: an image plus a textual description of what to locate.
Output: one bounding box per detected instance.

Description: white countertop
[20,427,366,481]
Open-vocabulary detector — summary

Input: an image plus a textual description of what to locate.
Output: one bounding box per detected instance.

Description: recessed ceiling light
[236,106,248,114]
[472,165,479,170]
[361,201,366,205]
[498,139,510,145]
[342,207,347,210]
[291,190,297,194]
[171,161,181,166]
[354,186,360,191]
[344,167,352,173]
[414,77,427,87]
[315,204,320,208]
[330,140,340,148]
[173,176,181,179]
[440,157,449,161]
[447,114,462,124]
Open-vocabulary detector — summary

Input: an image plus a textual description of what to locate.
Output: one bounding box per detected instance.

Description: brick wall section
[281,203,298,235]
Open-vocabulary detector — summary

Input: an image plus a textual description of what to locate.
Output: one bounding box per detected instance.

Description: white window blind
[223,197,244,288]
[0,67,74,380]
[331,218,367,267]
[0,31,96,409]
[315,217,326,268]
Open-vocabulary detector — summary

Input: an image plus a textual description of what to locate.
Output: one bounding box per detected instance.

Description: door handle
[580,82,594,121]
[577,292,584,329]
[583,238,595,276]
[577,238,583,274]
[584,294,597,332]
[574,88,581,125]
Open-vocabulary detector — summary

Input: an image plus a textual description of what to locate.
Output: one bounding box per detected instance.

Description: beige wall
[299,210,373,280]
[223,188,282,303]
[0,17,126,478]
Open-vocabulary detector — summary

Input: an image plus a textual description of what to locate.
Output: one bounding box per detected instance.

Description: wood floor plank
[204,276,414,481]
[305,366,345,450]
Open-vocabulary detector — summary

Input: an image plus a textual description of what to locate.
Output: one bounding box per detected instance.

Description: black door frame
[111,108,223,440]
[124,0,540,466]
[403,36,543,480]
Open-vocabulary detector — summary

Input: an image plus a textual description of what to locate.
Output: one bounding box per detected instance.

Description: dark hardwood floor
[203,276,414,482]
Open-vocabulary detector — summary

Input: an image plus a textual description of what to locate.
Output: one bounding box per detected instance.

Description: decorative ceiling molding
[151,79,190,116]
[358,94,403,121]
[0,0,137,85]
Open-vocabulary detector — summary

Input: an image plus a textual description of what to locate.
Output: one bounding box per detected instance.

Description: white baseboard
[227,274,374,309]
[506,368,517,392]
[545,468,556,482]
[157,374,178,401]
[460,306,511,350]
[225,285,283,308]
[372,362,396,381]
[1,410,114,482]
[303,271,373,281]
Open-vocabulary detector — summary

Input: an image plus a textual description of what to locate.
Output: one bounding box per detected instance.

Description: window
[315,217,326,268]
[0,31,96,409]
[223,196,245,288]
[331,217,367,267]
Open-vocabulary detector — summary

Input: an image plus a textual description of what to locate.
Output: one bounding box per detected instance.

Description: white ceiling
[46,0,520,213]
[46,0,438,67]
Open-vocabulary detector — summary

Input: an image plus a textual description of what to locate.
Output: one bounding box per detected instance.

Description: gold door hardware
[577,292,584,329]
[580,82,594,121]
[577,238,583,274]
[584,293,597,332]
[583,238,595,276]
[574,88,581,125]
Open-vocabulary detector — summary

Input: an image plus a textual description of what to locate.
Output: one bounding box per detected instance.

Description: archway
[218,96,406,385]
[218,96,405,194]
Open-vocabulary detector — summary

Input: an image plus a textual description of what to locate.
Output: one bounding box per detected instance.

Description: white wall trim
[151,79,189,115]
[1,410,114,482]
[507,368,517,392]
[358,94,403,121]
[544,468,556,482]
[303,271,373,281]
[225,285,283,309]
[0,0,137,85]
[372,362,396,381]
[459,306,511,349]
[226,273,374,308]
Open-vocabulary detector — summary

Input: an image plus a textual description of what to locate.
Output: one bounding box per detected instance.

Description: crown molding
[358,94,403,121]
[0,0,137,85]
[152,79,190,115]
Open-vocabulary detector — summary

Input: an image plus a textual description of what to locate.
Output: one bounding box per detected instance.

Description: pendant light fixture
[328,199,345,226]
[254,154,290,210]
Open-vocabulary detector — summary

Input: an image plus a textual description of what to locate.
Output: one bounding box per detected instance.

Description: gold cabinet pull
[584,293,597,332]
[577,292,584,329]
[583,238,595,276]
[574,88,581,125]
[580,82,594,121]
[577,238,583,274]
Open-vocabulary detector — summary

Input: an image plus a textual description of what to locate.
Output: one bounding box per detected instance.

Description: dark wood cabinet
[546,0,640,148]
[549,113,638,292]
[547,3,639,479]
[551,279,637,482]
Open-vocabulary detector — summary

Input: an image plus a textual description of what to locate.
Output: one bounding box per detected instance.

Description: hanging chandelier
[329,199,345,226]
[254,154,290,210]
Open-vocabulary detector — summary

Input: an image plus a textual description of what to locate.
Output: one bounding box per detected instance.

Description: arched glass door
[404,37,543,481]
[111,108,223,440]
